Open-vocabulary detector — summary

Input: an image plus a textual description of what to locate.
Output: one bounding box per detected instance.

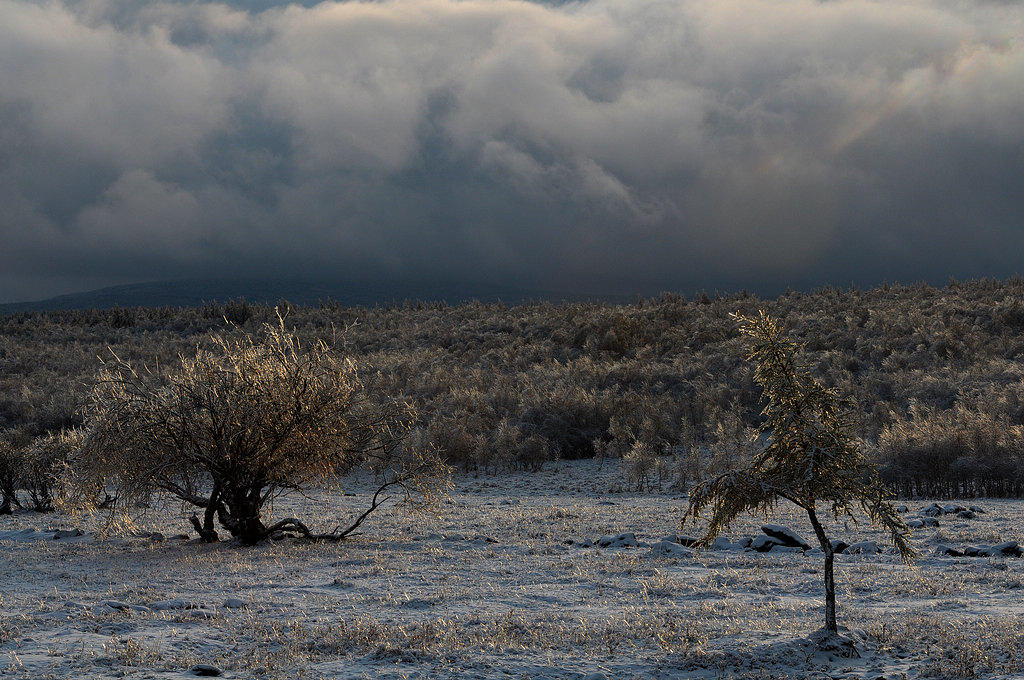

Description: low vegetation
[2,278,1024,519]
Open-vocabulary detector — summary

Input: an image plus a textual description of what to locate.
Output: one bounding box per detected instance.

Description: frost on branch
[66,315,452,546]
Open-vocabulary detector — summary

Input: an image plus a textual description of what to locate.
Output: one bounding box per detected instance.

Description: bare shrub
[69,317,452,545]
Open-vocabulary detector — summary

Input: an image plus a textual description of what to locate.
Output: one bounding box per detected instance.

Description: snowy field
[2,460,1023,680]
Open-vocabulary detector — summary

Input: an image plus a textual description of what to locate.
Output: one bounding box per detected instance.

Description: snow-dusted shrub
[0,427,78,513]
[23,428,82,512]
[623,440,656,491]
[425,413,483,472]
[71,317,452,545]
[877,402,1024,497]
[704,402,757,477]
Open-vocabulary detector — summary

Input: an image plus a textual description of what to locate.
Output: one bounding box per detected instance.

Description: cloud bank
[1,0,1022,301]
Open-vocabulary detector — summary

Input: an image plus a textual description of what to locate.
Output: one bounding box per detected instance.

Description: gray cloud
[1,0,1023,302]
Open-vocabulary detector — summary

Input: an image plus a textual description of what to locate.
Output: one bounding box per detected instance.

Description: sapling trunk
[806,506,837,633]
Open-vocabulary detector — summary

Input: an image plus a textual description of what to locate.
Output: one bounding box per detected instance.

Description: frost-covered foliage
[878,402,1024,497]
[23,428,82,512]
[0,427,80,513]
[69,317,451,545]
[4,278,1024,494]
[684,312,915,634]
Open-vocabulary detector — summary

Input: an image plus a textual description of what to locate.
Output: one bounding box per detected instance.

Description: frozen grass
[1,460,1022,679]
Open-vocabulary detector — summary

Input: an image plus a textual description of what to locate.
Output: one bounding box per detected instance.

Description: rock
[761,524,810,550]
[832,540,850,555]
[968,505,986,514]
[956,510,976,520]
[148,532,166,542]
[223,598,247,609]
[579,538,594,548]
[192,664,223,677]
[989,541,1023,557]
[907,517,940,529]
[921,503,944,517]
[659,534,701,547]
[845,540,880,554]
[959,544,1020,558]
[750,535,779,552]
[934,544,964,557]
[770,545,804,554]
[709,536,738,551]
[895,505,909,513]
[650,540,695,558]
[596,532,638,548]
[943,503,966,515]
[52,528,84,539]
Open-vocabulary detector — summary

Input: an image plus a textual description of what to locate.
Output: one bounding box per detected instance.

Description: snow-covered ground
[2,460,1023,679]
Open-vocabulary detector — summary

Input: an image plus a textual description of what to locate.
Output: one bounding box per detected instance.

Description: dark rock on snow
[750,535,780,552]
[192,665,223,677]
[761,524,811,550]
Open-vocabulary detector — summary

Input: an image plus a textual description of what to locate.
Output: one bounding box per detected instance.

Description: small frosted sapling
[683,311,915,643]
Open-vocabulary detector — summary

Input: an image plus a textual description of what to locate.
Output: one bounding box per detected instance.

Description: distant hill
[0,278,597,314]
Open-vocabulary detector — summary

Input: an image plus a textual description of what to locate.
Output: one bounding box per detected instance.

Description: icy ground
[2,460,1023,679]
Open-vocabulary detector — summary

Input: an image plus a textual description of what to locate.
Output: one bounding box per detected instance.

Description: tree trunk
[190,507,219,542]
[221,488,268,546]
[806,506,838,633]
[189,487,222,542]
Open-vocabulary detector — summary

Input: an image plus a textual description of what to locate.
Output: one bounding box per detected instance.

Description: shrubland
[2,278,1024,511]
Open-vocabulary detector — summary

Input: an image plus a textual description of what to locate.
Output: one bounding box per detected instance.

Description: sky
[1,0,1022,303]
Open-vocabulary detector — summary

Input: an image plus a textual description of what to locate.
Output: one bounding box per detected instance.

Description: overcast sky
[1,0,1022,302]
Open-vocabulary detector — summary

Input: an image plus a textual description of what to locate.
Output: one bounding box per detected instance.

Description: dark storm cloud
[1,0,1022,302]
